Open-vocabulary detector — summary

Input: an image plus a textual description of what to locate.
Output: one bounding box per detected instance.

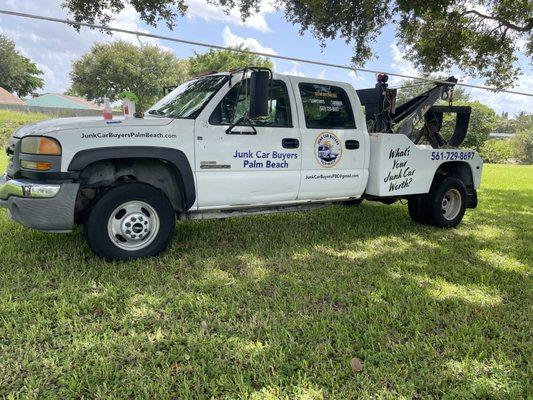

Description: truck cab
[0,68,483,260]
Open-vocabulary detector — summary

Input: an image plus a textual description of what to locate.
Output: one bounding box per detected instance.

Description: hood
[13,116,174,138]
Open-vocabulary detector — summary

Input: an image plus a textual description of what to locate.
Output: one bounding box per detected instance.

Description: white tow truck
[1,68,483,260]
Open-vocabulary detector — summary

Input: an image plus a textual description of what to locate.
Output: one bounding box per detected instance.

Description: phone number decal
[431,151,475,161]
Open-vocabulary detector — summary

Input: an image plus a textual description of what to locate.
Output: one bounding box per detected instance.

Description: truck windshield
[147,75,227,118]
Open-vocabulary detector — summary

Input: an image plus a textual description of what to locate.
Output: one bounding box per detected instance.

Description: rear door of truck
[291,78,367,200]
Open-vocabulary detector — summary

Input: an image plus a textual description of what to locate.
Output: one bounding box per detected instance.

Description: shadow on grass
[0,184,531,398]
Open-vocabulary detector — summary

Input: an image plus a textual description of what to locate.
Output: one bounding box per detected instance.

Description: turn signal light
[20,160,53,171]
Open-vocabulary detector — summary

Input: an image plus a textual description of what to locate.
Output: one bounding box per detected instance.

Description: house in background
[25,93,102,110]
[0,87,25,105]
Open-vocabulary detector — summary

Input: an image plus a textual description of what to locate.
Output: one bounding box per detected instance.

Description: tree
[69,41,189,110]
[0,34,43,97]
[512,128,533,164]
[62,0,532,89]
[509,112,533,133]
[494,111,532,133]
[187,46,273,77]
[70,41,273,110]
[440,101,499,151]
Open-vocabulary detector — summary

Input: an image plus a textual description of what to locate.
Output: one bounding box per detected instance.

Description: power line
[0,9,531,97]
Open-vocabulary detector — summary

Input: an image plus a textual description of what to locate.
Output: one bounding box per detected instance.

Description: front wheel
[83,183,176,260]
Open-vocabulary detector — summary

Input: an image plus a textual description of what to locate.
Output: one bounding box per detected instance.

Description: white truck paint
[1,70,483,260]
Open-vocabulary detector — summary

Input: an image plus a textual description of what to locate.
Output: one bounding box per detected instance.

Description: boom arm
[356,75,471,149]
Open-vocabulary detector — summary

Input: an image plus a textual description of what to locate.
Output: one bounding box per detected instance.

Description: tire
[83,183,176,260]
[343,198,364,207]
[408,195,429,224]
[426,177,467,228]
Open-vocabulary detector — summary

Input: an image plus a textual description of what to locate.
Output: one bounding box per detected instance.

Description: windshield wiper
[147,109,165,116]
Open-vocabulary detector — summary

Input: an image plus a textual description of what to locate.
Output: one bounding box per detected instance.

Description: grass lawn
[0,110,50,147]
[0,127,532,397]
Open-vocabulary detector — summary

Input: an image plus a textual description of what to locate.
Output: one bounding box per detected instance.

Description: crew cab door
[194,75,301,208]
[291,78,367,200]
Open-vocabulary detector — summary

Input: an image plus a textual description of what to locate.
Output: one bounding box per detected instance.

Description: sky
[0,0,531,115]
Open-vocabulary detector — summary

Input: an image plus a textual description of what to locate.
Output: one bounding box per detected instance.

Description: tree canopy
[70,41,189,110]
[188,46,273,77]
[0,34,44,97]
[69,41,272,110]
[61,0,533,89]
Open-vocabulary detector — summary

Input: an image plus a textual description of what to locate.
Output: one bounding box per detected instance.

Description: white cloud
[221,26,276,55]
[348,70,365,81]
[186,0,275,33]
[468,73,533,116]
[281,61,306,77]
[109,4,168,49]
[317,69,326,79]
[389,43,420,85]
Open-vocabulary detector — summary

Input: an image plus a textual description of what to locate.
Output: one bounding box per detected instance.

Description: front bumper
[0,174,79,232]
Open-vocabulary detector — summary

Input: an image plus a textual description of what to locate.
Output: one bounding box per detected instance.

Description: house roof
[0,87,25,105]
[25,93,103,110]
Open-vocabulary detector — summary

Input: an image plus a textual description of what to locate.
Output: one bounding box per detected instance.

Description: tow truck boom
[356,75,471,149]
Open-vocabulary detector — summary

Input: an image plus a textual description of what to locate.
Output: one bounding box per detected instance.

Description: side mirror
[249,70,271,119]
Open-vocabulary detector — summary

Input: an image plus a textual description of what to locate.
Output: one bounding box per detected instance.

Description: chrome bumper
[0,173,79,232]
[0,174,61,200]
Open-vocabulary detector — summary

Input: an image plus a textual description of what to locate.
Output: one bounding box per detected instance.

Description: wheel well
[432,161,477,208]
[75,158,185,218]
[433,162,474,189]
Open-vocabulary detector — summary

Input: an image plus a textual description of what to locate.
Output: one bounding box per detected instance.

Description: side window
[210,80,292,127]
[299,83,356,129]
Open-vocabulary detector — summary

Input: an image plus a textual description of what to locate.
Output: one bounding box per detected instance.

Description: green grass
[0,110,50,147]
[1,149,532,396]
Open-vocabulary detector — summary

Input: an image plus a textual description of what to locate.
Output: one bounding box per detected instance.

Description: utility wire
[0,9,531,97]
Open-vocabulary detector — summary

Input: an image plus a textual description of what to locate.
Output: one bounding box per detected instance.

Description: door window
[299,83,355,129]
[210,80,292,127]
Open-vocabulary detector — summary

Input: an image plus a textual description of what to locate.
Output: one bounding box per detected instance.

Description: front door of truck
[292,79,367,200]
[195,75,301,208]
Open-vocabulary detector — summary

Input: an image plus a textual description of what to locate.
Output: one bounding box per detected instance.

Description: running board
[180,201,341,220]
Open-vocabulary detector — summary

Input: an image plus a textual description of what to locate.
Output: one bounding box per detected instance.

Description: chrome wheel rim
[107,201,160,251]
[441,189,462,220]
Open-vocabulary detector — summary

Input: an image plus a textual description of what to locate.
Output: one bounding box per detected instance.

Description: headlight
[20,137,61,155]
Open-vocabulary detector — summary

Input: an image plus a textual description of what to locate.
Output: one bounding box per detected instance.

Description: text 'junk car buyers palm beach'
[233,150,298,169]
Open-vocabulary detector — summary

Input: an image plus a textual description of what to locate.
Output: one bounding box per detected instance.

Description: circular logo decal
[315,132,342,168]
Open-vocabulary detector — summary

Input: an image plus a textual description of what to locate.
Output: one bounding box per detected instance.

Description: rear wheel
[408,195,429,224]
[343,198,364,207]
[426,177,467,228]
[83,183,176,260]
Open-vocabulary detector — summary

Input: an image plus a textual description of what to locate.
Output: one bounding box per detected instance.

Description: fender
[435,161,477,208]
[68,146,196,210]
[437,161,475,188]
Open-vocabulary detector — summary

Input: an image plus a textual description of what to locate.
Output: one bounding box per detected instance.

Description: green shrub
[512,128,533,165]
[0,110,49,146]
[479,139,514,164]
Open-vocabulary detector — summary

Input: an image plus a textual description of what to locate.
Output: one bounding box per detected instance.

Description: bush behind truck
[1,69,482,260]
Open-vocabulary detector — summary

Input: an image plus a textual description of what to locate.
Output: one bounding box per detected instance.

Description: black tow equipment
[356,75,471,148]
